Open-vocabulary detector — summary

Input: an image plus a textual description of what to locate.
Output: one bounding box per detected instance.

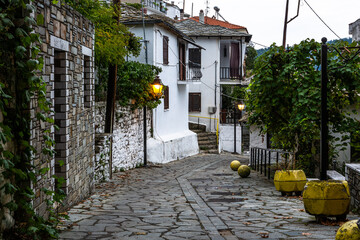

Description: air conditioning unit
[208,106,217,114]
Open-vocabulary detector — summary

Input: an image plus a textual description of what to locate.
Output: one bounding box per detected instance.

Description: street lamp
[144,76,164,167]
[234,101,245,154]
[152,75,164,95]
[237,102,245,111]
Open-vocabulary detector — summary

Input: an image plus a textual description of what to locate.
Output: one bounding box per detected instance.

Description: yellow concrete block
[336,220,360,240]
[273,170,307,192]
[303,180,350,217]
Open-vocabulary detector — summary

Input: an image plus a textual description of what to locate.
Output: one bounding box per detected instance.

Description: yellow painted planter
[336,219,360,240]
[274,170,307,195]
[303,180,350,220]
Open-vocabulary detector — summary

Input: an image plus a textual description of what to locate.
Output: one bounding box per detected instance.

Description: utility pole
[105,0,121,179]
[282,0,300,48]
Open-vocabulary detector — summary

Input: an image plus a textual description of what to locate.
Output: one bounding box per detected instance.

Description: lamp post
[237,102,245,154]
[144,76,163,166]
[234,102,245,154]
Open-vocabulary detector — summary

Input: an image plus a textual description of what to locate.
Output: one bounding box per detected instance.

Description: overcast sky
[181,0,360,49]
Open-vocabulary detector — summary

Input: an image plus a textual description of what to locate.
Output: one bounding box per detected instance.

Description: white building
[121,4,203,163]
[174,11,252,154]
[349,18,360,42]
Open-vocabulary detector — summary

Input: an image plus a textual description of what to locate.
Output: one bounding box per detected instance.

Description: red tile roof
[187,16,248,32]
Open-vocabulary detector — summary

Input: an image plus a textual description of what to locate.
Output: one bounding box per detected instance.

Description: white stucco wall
[249,125,267,149]
[128,24,199,164]
[188,38,221,133]
[219,125,242,153]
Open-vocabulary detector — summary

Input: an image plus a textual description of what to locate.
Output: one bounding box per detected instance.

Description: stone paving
[59,153,359,239]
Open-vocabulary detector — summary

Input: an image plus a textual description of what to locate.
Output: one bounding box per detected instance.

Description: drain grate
[210,191,246,196]
[207,198,245,202]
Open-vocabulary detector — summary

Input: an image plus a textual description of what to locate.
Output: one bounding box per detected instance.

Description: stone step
[200,149,219,154]
[198,141,217,147]
[199,144,217,151]
[198,135,217,141]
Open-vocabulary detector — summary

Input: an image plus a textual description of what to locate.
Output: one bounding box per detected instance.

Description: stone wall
[345,163,360,210]
[31,0,95,215]
[95,102,151,178]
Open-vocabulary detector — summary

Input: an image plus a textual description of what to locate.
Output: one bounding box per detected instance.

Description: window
[164,86,169,110]
[189,48,202,80]
[189,93,201,112]
[163,36,169,65]
[84,55,91,108]
[189,48,201,68]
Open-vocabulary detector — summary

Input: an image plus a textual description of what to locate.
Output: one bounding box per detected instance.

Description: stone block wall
[95,102,151,178]
[345,163,360,210]
[31,0,95,215]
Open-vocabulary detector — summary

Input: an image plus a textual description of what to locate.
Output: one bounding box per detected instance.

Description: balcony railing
[220,67,242,80]
[178,64,202,82]
[219,109,242,124]
[143,0,167,13]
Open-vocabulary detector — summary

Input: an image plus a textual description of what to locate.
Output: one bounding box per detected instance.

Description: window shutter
[189,48,201,68]
[164,86,169,110]
[179,43,186,80]
[189,93,201,112]
[163,36,169,65]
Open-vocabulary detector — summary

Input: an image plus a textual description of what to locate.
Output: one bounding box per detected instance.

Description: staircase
[189,123,218,154]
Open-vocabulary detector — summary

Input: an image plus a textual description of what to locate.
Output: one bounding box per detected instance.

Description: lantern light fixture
[237,102,245,111]
[152,75,164,95]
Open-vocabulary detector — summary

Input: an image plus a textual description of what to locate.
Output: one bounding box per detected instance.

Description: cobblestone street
[59,154,358,239]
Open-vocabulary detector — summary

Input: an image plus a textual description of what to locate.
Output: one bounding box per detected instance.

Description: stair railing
[189,115,219,145]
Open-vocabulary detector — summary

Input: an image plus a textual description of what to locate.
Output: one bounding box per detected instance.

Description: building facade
[121,4,200,163]
[175,12,252,154]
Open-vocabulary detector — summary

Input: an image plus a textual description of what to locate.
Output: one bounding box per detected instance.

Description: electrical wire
[303,0,342,40]
[251,41,269,49]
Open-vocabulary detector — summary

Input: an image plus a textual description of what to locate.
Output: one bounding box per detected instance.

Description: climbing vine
[247,39,360,176]
[0,0,66,239]
[65,0,163,108]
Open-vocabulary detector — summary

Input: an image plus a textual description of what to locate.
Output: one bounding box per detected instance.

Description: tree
[247,39,360,176]
[245,45,257,71]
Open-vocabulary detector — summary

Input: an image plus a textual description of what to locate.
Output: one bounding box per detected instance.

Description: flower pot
[274,170,307,196]
[303,180,350,222]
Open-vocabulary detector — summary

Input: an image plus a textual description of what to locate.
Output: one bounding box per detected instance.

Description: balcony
[143,0,167,13]
[178,64,202,84]
[220,67,243,80]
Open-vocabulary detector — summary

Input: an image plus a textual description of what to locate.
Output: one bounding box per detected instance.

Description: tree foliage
[247,39,360,175]
[245,45,257,71]
[65,0,163,108]
[96,62,163,109]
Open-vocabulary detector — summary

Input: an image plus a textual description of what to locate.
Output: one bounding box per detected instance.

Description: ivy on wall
[1,0,66,239]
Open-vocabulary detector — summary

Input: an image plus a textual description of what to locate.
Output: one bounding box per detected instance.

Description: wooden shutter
[189,48,201,68]
[164,86,169,110]
[179,43,186,80]
[163,36,169,65]
[189,93,201,112]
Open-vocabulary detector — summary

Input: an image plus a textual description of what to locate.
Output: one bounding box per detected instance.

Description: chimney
[171,1,174,4]
[199,10,204,24]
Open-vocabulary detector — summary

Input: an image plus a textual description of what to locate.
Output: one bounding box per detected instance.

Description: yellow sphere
[238,165,251,178]
[230,160,241,171]
[336,220,360,240]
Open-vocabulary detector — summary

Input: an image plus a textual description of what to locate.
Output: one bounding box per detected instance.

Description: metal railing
[178,64,202,82]
[220,67,242,80]
[143,0,167,13]
[250,147,294,180]
[219,109,242,124]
